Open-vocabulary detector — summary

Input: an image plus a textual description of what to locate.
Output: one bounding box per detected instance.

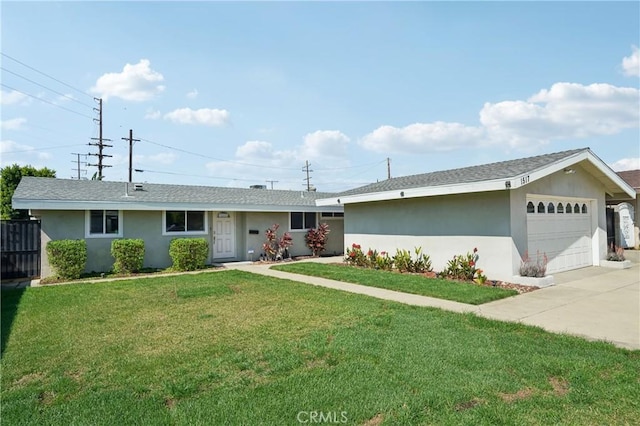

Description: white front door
[213,212,235,259]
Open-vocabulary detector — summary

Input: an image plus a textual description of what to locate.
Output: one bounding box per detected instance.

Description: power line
[0,52,93,99]
[0,83,93,119]
[1,67,94,109]
[87,98,111,179]
[303,160,313,191]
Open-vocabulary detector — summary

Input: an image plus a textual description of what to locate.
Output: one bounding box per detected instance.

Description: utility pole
[122,129,140,183]
[88,97,112,179]
[71,153,87,179]
[302,161,313,191]
[265,180,278,190]
[387,157,391,179]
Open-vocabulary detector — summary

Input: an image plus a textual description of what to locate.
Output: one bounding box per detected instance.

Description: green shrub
[46,239,87,279]
[111,239,145,274]
[169,238,209,271]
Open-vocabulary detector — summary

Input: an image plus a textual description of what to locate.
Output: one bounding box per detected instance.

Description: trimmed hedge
[46,239,87,280]
[169,238,209,271]
[111,239,145,274]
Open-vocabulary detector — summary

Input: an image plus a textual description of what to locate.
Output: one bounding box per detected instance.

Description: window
[164,211,206,234]
[526,202,535,213]
[582,204,588,214]
[566,203,572,213]
[547,202,555,213]
[86,210,122,238]
[320,212,344,218]
[574,203,580,213]
[537,202,545,213]
[557,203,564,214]
[290,212,317,230]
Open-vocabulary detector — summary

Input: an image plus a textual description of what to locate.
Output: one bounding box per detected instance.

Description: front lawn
[2,270,638,425]
[272,262,517,304]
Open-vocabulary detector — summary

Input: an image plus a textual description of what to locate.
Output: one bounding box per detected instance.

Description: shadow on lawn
[1,288,26,357]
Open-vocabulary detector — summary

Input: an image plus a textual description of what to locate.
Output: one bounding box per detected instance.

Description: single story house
[12,178,344,278]
[607,170,639,249]
[317,148,636,282]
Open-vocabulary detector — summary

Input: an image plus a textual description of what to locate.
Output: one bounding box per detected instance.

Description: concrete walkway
[228,257,640,350]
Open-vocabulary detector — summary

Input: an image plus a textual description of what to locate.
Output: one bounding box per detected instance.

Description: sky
[1,1,639,192]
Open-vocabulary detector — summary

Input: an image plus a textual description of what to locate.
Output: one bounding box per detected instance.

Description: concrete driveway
[479,263,640,350]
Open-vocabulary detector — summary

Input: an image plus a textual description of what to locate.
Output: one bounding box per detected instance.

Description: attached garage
[526,197,594,273]
[318,148,636,283]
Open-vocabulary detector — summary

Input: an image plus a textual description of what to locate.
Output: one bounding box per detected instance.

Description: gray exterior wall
[343,191,516,280]
[345,191,511,237]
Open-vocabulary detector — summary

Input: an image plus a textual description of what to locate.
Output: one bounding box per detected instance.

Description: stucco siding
[345,191,511,237]
[343,192,514,280]
[345,234,516,281]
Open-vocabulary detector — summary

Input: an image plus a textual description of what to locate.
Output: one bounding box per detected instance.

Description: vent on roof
[133,183,144,191]
[250,184,267,189]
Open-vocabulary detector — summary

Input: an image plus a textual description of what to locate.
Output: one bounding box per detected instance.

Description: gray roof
[337,148,588,197]
[13,177,339,211]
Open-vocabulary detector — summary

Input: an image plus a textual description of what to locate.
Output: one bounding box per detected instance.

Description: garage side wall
[511,164,608,265]
[344,191,516,281]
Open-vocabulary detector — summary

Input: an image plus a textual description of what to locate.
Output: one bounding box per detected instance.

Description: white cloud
[360,122,485,154]
[90,59,165,101]
[1,118,27,130]
[361,82,640,155]
[164,107,230,126]
[622,46,640,77]
[0,140,52,166]
[56,93,75,103]
[144,109,162,120]
[186,89,199,99]
[481,82,640,147]
[300,130,350,159]
[146,152,177,165]
[610,157,640,171]
[0,89,29,106]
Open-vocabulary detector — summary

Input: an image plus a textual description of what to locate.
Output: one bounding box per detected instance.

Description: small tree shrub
[519,250,548,277]
[441,248,479,280]
[169,238,209,271]
[393,247,432,273]
[262,224,293,261]
[305,223,330,257]
[46,239,87,280]
[111,239,145,274]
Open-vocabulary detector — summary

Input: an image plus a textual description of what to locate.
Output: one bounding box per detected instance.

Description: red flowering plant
[262,224,293,261]
[305,223,330,257]
[345,243,367,267]
[441,247,480,281]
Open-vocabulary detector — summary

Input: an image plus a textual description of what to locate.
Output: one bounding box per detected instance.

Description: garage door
[526,198,593,274]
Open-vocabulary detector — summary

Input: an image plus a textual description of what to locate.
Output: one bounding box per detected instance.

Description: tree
[1,164,56,219]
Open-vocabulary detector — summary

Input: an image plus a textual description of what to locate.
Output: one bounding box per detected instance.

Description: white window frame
[85,210,123,238]
[289,211,317,232]
[162,210,208,236]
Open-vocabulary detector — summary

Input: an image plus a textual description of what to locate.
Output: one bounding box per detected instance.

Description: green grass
[2,270,639,425]
[272,262,517,305]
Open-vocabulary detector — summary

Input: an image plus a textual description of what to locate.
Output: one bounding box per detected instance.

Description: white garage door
[526,198,593,274]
